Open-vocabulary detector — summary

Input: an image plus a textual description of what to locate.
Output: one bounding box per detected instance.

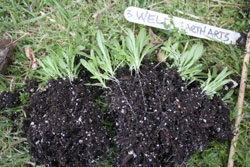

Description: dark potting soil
[24,79,39,95]
[0,91,21,133]
[0,91,20,110]
[107,62,232,167]
[23,78,110,167]
[0,79,39,110]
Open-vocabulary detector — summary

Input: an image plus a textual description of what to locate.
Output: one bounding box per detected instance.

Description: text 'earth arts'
[124,7,241,45]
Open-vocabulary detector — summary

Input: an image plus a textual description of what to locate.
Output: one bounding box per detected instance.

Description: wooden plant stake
[228,20,250,167]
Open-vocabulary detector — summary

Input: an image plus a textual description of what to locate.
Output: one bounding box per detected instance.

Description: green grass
[0,0,249,166]
[0,108,32,167]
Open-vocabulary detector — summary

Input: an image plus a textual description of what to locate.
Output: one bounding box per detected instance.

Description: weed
[201,67,233,98]
[80,30,117,88]
[124,28,154,71]
[162,40,233,98]
[162,39,204,83]
[37,45,80,82]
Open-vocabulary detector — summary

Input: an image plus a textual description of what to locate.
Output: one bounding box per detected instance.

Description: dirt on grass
[22,77,110,167]
[24,79,39,95]
[0,91,20,110]
[107,62,233,167]
[17,61,233,167]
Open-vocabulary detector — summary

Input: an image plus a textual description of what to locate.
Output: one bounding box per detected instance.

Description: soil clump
[0,91,20,110]
[23,78,110,167]
[24,79,39,95]
[107,62,232,167]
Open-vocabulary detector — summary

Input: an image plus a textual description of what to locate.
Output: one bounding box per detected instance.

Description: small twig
[24,161,36,166]
[149,0,167,8]
[93,1,115,27]
[149,28,164,45]
[6,33,28,47]
[220,18,234,28]
[9,77,15,92]
[228,79,239,88]
[22,109,27,118]
[93,1,115,19]
[228,20,250,167]
[183,41,189,53]
[12,34,27,43]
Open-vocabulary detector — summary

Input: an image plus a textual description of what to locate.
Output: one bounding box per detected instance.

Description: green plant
[162,41,232,98]
[81,28,159,113]
[162,39,204,83]
[81,30,136,113]
[201,67,232,98]
[80,30,118,88]
[108,28,159,75]
[124,28,155,72]
[81,28,159,87]
[0,78,8,92]
[19,92,30,104]
[37,46,80,82]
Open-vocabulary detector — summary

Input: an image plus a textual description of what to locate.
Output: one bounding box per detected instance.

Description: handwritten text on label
[124,7,241,45]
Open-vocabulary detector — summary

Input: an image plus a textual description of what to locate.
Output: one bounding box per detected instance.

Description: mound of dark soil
[24,79,39,95]
[107,63,232,167]
[0,91,22,134]
[0,91,20,110]
[23,78,110,167]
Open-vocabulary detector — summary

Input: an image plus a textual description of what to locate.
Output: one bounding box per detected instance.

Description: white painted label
[124,7,241,45]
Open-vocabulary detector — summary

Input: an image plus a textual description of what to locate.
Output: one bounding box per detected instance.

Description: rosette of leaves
[161,39,232,98]
[37,45,81,82]
[80,31,118,88]
[80,28,158,87]
[201,67,232,97]
[123,28,157,71]
[161,39,204,83]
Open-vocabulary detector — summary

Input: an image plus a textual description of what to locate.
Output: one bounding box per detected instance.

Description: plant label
[124,7,241,45]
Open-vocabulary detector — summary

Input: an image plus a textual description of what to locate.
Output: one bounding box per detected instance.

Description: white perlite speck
[128,150,137,158]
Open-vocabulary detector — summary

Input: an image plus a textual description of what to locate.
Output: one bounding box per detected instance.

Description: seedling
[80,30,134,112]
[124,28,153,71]
[80,30,118,88]
[201,67,232,98]
[81,29,159,113]
[81,28,158,85]
[122,28,160,110]
[162,39,204,83]
[37,46,80,82]
[161,40,232,98]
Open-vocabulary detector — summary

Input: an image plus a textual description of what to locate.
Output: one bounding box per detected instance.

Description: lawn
[0,0,249,167]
